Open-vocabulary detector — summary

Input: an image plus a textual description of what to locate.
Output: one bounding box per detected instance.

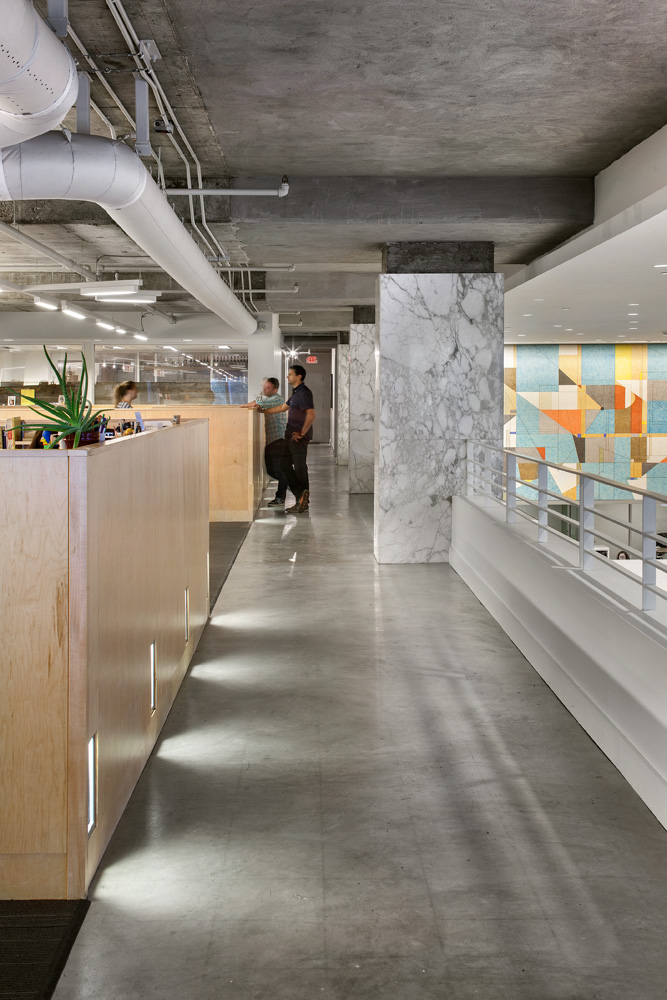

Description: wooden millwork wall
[0,420,209,899]
[1,405,265,521]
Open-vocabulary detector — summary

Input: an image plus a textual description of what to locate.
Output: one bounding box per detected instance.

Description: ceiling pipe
[0,0,78,146]
[0,132,257,335]
[167,179,290,198]
[0,219,97,280]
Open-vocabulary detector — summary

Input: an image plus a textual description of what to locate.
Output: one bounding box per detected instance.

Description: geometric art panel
[505,344,667,499]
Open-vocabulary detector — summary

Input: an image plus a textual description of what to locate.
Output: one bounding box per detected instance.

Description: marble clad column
[374,259,503,563]
[335,335,350,466]
[349,323,376,493]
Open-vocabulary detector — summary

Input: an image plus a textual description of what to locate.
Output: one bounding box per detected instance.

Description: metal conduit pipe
[0,132,256,334]
[0,0,78,145]
[103,0,231,262]
[0,218,97,279]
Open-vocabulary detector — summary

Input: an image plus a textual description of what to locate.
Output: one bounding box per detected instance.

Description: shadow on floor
[209,521,250,612]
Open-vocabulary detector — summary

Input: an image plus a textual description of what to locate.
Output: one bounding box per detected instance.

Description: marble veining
[336,345,349,466]
[349,324,376,494]
[374,273,504,563]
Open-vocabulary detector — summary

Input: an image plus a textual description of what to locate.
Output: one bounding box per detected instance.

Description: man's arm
[293,408,316,440]
[262,403,289,414]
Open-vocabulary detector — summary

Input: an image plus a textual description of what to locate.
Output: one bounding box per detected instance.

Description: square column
[374,271,504,563]
[335,336,350,466]
[349,323,376,493]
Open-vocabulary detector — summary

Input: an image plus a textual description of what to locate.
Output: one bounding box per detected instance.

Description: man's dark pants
[280,430,310,500]
[265,438,288,500]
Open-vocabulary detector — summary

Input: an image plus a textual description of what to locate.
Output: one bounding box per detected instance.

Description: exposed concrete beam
[227,176,594,226]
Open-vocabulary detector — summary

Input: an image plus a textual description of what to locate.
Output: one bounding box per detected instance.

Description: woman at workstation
[114,380,138,409]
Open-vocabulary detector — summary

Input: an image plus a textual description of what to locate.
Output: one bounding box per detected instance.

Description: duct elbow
[0,0,79,147]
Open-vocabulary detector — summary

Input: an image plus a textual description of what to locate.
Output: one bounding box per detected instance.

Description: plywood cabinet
[0,420,209,899]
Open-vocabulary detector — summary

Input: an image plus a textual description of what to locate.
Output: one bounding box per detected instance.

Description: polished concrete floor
[55,448,667,999]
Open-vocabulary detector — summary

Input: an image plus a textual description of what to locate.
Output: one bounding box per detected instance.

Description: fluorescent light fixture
[97,296,157,304]
[134,333,148,341]
[628,302,639,305]
[533,298,544,302]
[183,339,192,342]
[80,281,142,297]
[96,320,116,331]
[34,296,58,310]
[553,324,562,328]
[628,313,638,316]
[653,264,667,267]
[522,313,532,317]
[217,344,230,349]
[115,327,127,334]
[518,333,526,337]
[565,328,573,331]
[163,345,178,352]
[62,307,86,320]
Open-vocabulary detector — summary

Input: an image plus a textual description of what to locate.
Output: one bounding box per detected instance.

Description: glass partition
[94,346,249,404]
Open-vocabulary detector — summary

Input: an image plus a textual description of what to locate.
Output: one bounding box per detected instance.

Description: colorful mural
[504,344,667,500]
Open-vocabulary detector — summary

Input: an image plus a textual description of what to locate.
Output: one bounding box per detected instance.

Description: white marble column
[335,343,350,466]
[374,273,503,563]
[349,323,376,493]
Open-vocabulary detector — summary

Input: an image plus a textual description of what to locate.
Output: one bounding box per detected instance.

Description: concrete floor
[55,448,667,1000]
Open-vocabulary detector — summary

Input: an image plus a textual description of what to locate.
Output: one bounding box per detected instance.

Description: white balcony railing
[466,441,667,613]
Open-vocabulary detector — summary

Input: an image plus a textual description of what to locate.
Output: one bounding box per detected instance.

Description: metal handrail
[465,440,667,613]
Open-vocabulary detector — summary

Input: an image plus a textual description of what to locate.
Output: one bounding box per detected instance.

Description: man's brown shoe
[297,489,310,512]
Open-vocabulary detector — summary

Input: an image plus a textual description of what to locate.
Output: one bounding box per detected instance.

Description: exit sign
[307,355,318,364]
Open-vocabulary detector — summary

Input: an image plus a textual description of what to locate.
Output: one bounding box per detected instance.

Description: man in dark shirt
[263,364,316,513]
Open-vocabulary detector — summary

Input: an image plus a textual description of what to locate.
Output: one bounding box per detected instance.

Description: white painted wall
[450,495,667,831]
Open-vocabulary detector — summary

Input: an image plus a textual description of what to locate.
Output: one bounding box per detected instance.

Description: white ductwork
[0,0,78,146]
[0,132,257,334]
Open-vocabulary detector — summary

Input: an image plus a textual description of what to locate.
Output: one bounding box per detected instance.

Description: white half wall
[450,495,667,831]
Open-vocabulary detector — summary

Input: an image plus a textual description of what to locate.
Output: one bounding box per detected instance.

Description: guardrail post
[466,440,474,497]
[506,452,516,523]
[642,495,657,612]
[483,447,492,506]
[579,475,595,570]
[537,462,548,543]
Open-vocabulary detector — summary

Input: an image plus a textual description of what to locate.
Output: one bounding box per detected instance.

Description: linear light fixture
[96,320,116,331]
[87,734,97,836]
[97,296,158,304]
[35,296,58,310]
[150,641,156,715]
[163,345,178,352]
[80,281,142,297]
[134,334,148,341]
[62,306,86,320]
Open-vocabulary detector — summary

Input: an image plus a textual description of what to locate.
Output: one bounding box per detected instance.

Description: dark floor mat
[0,899,90,1000]
[209,521,250,611]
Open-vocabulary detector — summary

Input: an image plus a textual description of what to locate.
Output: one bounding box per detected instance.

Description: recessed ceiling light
[518,333,526,337]
[134,334,148,341]
[565,328,573,332]
[533,298,544,302]
[577,333,585,336]
[561,307,570,311]
[522,313,532,317]
[553,324,562,328]
[217,344,230,349]
[653,264,667,267]
[3,338,13,341]
[628,303,639,306]
[628,313,638,316]
[183,339,192,342]
[595,339,603,342]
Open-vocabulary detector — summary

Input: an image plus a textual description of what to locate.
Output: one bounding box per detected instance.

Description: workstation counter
[0,404,265,521]
[0,420,209,898]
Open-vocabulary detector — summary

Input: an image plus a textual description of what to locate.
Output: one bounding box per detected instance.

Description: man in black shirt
[263,364,316,513]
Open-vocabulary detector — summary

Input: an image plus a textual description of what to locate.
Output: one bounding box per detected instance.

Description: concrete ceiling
[4,0,667,338]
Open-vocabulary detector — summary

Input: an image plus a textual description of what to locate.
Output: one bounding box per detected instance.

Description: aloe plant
[18,346,108,448]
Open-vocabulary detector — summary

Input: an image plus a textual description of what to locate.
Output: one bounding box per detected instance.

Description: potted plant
[19,346,108,449]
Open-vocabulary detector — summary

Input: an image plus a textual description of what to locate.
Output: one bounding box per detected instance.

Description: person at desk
[114,380,138,409]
